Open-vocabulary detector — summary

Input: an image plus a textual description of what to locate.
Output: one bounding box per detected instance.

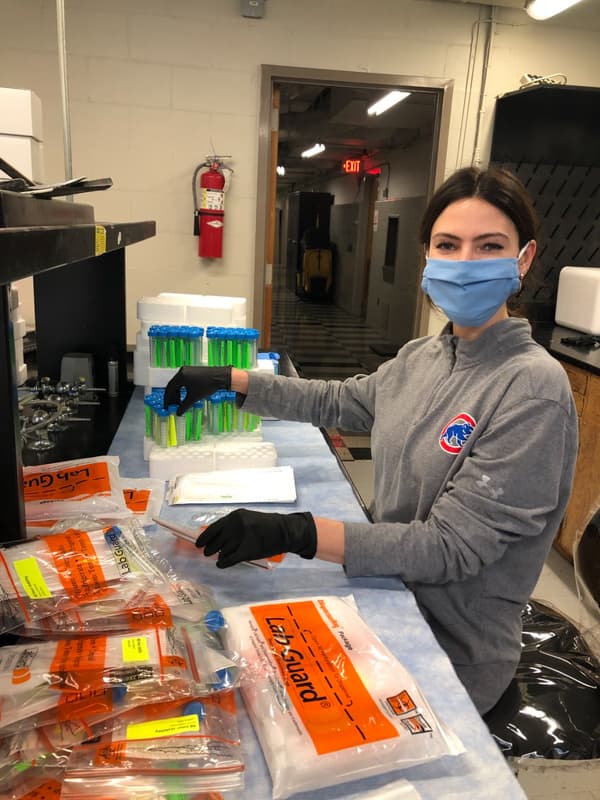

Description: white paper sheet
[167,465,297,505]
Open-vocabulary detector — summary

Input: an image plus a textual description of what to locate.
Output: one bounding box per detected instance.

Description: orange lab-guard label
[250,599,399,755]
[23,461,111,502]
[125,593,173,629]
[56,685,115,720]
[123,488,151,513]
[45,529,110,602]
[387,689,416,716]
[49,635,108,692]
[19,778,62,800]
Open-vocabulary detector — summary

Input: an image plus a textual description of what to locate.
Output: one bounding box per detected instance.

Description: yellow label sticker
[122,635,149,663]
[126,713,200,741]
[14,557,52,599]
[95,225,106,256]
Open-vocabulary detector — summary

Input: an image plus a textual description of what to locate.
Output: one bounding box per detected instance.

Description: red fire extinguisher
[193,157,232,259]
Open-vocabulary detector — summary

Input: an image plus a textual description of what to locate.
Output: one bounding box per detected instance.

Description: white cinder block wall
[1,0,598,343]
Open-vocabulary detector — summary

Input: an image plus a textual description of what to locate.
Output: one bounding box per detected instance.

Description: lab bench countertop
[107,387,526,800]
[533,322,600,375]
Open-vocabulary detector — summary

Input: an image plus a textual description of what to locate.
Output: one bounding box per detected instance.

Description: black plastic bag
[486,600,600,759]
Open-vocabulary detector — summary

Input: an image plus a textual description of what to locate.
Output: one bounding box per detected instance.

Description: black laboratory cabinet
[284,191,333,291]
[0,189,155,542]
[490,84,600,323]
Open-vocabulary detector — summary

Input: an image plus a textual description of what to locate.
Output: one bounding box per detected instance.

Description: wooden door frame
[253,65,454,342]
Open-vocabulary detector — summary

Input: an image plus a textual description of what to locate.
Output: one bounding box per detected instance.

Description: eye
[433,241,456,251]
[480,241,504,252]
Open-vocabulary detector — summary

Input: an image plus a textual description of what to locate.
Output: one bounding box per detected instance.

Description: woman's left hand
[195,508,317,568]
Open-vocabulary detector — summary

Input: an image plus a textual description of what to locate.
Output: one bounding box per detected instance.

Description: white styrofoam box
[10,303,23,325]
[9,288,19,310]
[149,437,275,481]
[555,266,600,335]
[16,362,27,386]
[137,293,247,328]
[14,337,24,369]
[137,296,187,324]
[13,318,27,340]
[136,330,150,351]
[0,88,43,140]
[0,134,44,182]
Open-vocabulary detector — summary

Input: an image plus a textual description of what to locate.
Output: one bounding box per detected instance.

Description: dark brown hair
[419,166,538,249]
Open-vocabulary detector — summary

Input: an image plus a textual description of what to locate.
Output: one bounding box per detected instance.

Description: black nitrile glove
[195,508,317,569]
[163,366,232,415]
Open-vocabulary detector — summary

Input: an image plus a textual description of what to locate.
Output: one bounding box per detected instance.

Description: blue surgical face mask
[421,244,529,328]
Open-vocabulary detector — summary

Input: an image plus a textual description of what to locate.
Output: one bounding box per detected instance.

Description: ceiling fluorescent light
[526,0,584,20]
[367,90,410,116]
[301,143,326,158]
[276,165,285,176]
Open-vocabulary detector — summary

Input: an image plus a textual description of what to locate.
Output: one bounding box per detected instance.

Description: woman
[164,166,578,715]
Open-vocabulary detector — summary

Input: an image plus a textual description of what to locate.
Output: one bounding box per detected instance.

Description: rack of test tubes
[206,327,259,369]
[144,389,261,449]
[148,325,203,368]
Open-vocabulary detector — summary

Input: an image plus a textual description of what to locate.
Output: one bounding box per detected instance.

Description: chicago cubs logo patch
[439,412,476,454]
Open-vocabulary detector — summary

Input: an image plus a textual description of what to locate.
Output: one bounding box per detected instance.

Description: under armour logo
[475,474,504,500]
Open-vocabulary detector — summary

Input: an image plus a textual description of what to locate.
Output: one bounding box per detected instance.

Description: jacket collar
[439,318,533,367]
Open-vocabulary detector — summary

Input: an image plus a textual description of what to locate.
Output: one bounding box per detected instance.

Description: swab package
[0,521,164,634]
[25,478,166,536]
[223,594,463,799]
[23,456,129,521]
[19,578,224,638]
[0,624,237,733]
[61,690,244,796]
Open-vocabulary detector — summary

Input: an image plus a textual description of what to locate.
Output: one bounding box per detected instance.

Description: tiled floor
[270,278,600,800]
[270,272,394,380]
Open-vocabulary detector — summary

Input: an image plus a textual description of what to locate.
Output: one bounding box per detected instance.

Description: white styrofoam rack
[148,437,277,481]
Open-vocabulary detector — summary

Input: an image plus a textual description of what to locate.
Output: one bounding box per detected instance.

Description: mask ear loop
[517,240,533,279]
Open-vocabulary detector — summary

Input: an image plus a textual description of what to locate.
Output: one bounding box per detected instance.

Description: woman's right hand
[163,366,232,414]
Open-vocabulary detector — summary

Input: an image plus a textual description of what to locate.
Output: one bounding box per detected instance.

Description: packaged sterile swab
[223,594,464,800]
[63,690,244,790]
[153,515,284,570]
[20,579,226,639]
[23,456,129,521]
[2,691,243,779]
[0,523,162,634]
[0,627,194,731]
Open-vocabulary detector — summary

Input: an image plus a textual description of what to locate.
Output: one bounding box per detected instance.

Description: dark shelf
[0,215,156,542]
[0,220,156,283]
[491,84,600,167]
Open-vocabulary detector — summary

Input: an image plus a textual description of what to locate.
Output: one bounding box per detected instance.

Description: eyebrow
[431,232,510,241]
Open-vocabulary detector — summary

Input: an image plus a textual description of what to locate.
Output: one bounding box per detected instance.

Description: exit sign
[342,159,361,174]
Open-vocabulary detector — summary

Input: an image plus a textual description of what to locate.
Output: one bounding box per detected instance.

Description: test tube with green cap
[245,328,260,369]
[192,399,203,440]
[143,394,154,438]
[186,326,204,366]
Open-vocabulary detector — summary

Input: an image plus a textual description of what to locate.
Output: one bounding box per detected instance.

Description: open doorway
[253,67,453,379]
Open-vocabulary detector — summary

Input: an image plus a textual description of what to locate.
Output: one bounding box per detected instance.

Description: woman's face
[429,197,522,263]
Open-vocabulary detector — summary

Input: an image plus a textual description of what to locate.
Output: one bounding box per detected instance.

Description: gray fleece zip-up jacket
[241,318,578,713]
